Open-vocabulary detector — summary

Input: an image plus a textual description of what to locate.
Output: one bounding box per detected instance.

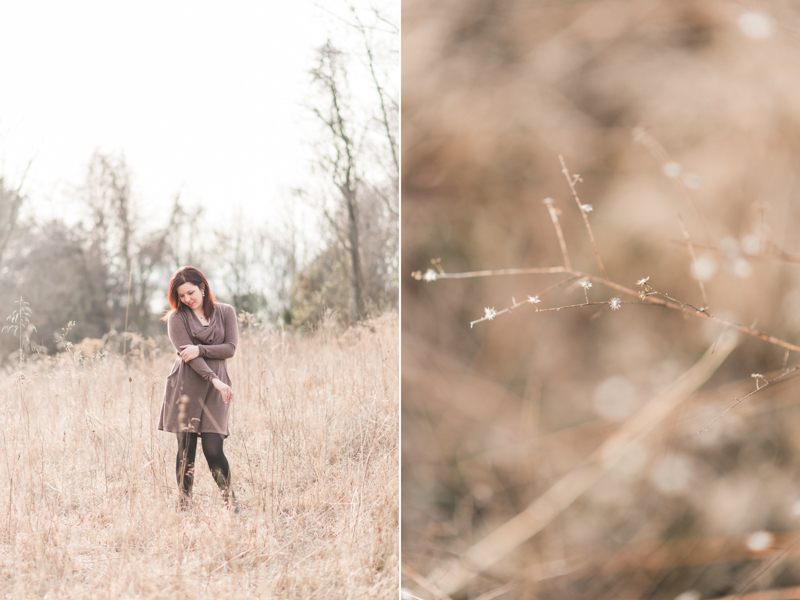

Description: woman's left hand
[179,344,200,362]
[212,377,233,403]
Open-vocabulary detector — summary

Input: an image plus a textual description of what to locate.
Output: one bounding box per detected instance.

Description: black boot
[221,486,241,514]
[177,464,194,512]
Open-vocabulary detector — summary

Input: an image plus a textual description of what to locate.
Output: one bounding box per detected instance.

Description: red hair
[161,266,217,322]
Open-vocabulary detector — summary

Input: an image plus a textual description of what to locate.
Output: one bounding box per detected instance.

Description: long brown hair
[161,266,217,322]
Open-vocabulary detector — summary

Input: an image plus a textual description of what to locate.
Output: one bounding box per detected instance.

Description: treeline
[0,152,395,362]
[0,6,398,363]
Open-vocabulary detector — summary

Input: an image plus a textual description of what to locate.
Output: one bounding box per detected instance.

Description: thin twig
[412,266,569,280]
[676,210,708,309]
[543,197,571,270]
[559,155,608,281]
[700,365,800,432]
[470,299,624,328]
[468,276,580,327]
[635,283,800,353]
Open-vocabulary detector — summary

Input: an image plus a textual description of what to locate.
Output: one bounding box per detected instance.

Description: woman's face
[177,282,203,310]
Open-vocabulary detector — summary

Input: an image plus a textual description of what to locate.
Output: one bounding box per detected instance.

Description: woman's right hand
[211,378,233,403]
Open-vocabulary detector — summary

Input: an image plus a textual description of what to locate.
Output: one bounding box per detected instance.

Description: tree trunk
[345,188,363,322]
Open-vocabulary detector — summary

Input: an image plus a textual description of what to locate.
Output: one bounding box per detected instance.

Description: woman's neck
[193,306,207,323]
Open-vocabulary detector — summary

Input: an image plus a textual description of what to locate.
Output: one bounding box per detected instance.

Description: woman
[158,266,240,512]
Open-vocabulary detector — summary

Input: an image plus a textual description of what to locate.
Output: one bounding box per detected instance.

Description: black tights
[176,432,230,497]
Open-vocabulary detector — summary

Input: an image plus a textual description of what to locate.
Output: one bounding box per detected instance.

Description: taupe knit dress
[158,302,238,437]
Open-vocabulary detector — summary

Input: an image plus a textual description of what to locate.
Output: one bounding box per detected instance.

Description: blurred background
[0,0,398,361]
[401,1,800,598]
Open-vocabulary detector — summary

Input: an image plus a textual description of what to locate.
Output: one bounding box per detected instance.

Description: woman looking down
[158,266,240,512]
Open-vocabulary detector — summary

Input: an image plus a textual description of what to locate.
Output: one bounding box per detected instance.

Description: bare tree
[210,210,301,324]
[82,150,133,317]
[350,4,399,218]
[80,151,191,336]
[213,219,268,315]
[290,2,398,326]
[133,196,192,328]
[265,211,299,323]
[0,162,32,267]
[160,195,205,272]
[310,40,365,323]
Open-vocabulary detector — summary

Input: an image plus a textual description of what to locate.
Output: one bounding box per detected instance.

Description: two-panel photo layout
[1,1,799,599]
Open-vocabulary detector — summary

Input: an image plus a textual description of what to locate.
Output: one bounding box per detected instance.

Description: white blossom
[423,269,438,282]
[610,298,621,310]
[579,280,592,289]
[580,204,593,213]
[636,277,650,286]
[527,295,541,304]
[484,307,497,320]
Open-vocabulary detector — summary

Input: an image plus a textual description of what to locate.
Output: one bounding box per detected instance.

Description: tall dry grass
[0,312,398,599]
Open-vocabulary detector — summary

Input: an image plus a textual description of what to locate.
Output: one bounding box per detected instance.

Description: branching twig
[559,155,608,280]
[413,158,800,439]
[700,366,800,432]
[414,162,800,352]
[417,261,800,353]
[466,275,584,327]
[412,266,569,281]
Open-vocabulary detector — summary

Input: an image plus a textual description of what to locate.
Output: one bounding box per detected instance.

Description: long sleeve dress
[158,302,239,437]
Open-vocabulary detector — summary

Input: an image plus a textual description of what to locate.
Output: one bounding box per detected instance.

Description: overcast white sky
[0,0,394,232]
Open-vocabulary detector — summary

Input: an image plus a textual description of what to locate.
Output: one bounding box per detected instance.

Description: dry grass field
[0,312,398,599]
